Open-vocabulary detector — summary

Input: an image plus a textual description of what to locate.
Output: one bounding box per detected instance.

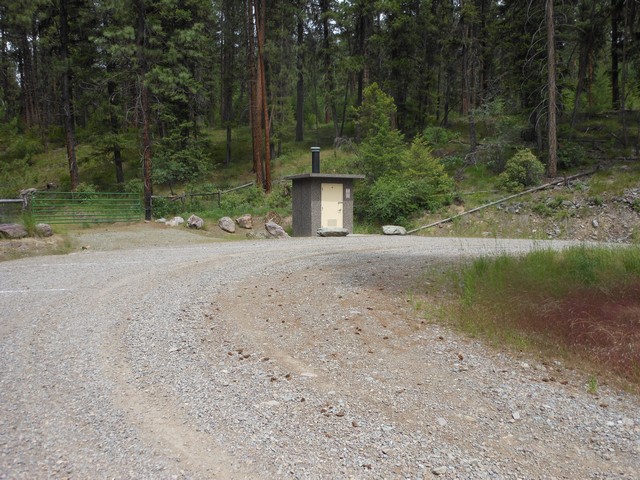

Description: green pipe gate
[31,192,142,224]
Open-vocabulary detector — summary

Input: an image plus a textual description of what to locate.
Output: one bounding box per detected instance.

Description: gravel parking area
[1,233,638,479]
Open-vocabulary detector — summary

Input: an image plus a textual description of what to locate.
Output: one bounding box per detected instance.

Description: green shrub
[21,212,36,236]
[124,179,144,194]
[557,143,588,170]
[364,176,417,224]
[3,135,44,162]
[74,183,98,201]
[498,148,545,192]
[151,197,172,219]
[356,126,406,181]
[360,136,455,224]
[153,133,209,192]
[219,185,264,212]
[265,183,291,210]
[422,126,460,146]
[355,83,397,139]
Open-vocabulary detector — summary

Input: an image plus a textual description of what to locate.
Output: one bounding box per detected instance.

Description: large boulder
[235,214,253,229]
[218,216,236,233]
[187,214,204,229]
[317,227,349,237]
[165,216,184,227]
[382,225,407,236]
[265,221,289,239]
[0,223,28,239]
[35,223,53,237]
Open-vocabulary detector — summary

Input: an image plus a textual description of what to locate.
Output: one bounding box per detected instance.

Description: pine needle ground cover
[449,246,640,390]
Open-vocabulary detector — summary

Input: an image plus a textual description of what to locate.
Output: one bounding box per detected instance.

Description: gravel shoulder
[1,232,638,479]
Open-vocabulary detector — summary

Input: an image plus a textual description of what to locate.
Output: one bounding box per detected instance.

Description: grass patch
[445,245,640,391]
[589,162,640,197]
[0,234,75,262]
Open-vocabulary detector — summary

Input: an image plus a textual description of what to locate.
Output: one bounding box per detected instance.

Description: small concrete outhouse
[285,148,364,237]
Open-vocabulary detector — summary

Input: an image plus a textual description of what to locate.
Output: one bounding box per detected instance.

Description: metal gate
[31,192,142,224]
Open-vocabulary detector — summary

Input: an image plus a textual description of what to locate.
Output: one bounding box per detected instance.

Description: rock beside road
[218,216,236,233]
[265,221,289,238]
[0,223,28,239]
[187,214,204,229]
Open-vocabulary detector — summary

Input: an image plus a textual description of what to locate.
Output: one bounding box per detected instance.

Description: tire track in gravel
[97,256,248,480]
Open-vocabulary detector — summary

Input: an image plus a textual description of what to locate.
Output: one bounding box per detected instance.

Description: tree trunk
[247,0,263,188]
[221,0,235,165]
[60,0,79,190]
[257,0,270,193]
[295,14,304,142]
[0,19,9,122]
[461,4,477,163]
[141,83,152,220]
[136,0,152,220]
[107,66,124,185]
[546,0,558,177]
[321,0,339,140]
[620,0,629,147]
[570,44,589,129]
[19,32,38,129]
[611,0,623,110]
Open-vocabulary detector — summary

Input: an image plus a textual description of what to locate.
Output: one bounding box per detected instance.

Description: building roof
[283,173,365,181]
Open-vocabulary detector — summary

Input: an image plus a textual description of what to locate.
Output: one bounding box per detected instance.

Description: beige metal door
[321,183,343,228]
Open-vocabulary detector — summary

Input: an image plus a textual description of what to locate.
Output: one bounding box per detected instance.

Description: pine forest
[1,0,639,224]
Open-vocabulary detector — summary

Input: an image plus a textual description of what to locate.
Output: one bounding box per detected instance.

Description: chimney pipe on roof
[311,147,320,173]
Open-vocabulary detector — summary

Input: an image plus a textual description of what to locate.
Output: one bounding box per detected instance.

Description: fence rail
[0,199,24,223]
[152,182,255,210]
[31,192,142,224]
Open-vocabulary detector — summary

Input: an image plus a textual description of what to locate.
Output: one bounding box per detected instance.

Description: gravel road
[1,232,638,479]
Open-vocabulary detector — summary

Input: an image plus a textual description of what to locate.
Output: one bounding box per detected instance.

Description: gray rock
[592,219,599,228]
[265,221,289,239]
[165,216,184,227]
[35,223,53,237]
[218,216,236,233]
[154,217,167,223]
[317,227,349,237]
[235,214,253,229]
[187,215,204,229]
[382,225,407,235]
[432,466,448,475]
[0,223,28,239]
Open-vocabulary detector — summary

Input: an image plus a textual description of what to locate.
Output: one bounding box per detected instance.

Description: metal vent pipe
[311,147,320,173]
